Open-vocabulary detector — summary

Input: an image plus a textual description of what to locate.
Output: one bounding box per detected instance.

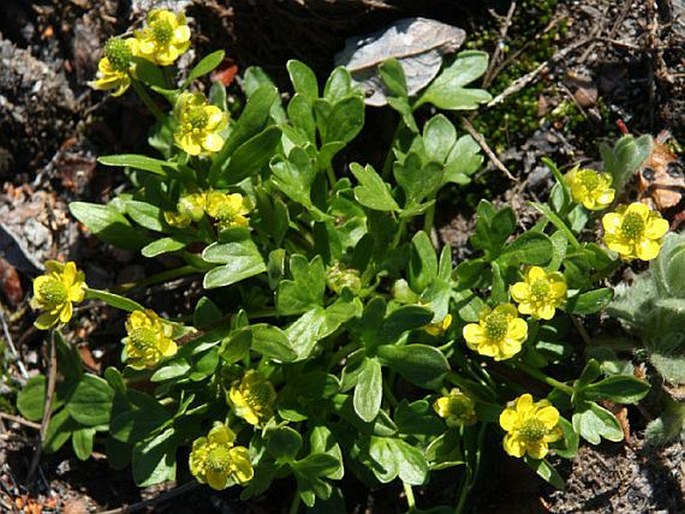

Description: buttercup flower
[425,313,453,336]
[434,388,477,427]
[564,166,615,211]
[205,191,251,229]
[228,370,276,426]
[510,266,567,320]
[89,37,135,97]
[173,92,228,156]
[30,261,87,330]
[132,9,190,66]
[499,393,562,459]
[602,202,669,261]
[326,263,362,295]
[123,309,177,369]
[164,192,207,228]
[189,422,254,490]
[463,304,527,360]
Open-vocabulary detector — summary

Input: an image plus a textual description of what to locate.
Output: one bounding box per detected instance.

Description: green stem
[383,380,399,408]
[114,265,199,293]
[131,79,165,122]
[517,362,574,395]
[403,482,416,513]
[331,341,358,366]
[391,219,407,249]
[423,196,436,235]
[288,493,301,514]
[326,165,337,189]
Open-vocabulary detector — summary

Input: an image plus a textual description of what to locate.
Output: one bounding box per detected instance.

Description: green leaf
[551,416,579,459]
[566,288,614,315]
[141,236,188,257]
[576,359,602,390]
[354,357,383,422]
[72,426,96,461]
[316,96,365,147]
[584,375,650,404]
[202,236,266,289]
[287,59,318,103]
[44,408,77,453]
[409,230,438,292]
[276,255,326,316]
[131,428,177,487]
[351,163,399,212]
[444,135,482,184]
[249,324,297,362]
[379,58,408,98]
[184,50,225,86]
[70,202,148,250]
[392,438,428,485]
[17,375,47,421]
[524,456,565,490]
[572,401,624,444]
[368,436,399,483]
[270,148,318,211]
[66,374,114,427]
[218,125,282,186]
[267,426,303,462]
[125,200,164,232]
[394,154,443,205]
[600,134,653,194]
[85,288,144,312]
[378,305,434,344]
[150,359,191,382]
[426,430,464,470]
[499,232,553,266]
[423,115,456,164]
[377,344,449,389]
[98,154,177,178]
[110,390,172,443]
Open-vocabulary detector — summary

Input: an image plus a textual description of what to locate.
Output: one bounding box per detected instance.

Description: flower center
[244,381,274,411]
[206,443,232,472]
[578,170,600,192]
[39,279,68,306]
[152,20,174,44]
[128,327,157,352]
[530,278,550,300]
[484,311,508,342]
[620,212,645,241]
[104,37,132,72]
[519,418,547,443]
[187,108,209,130]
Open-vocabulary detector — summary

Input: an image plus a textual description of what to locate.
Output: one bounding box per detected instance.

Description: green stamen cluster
[152,20,174,44]
[104,38,132,72]
[530,279,551,300]
[519,418,548,442]
[620,212,646,241]
[38,279,68,307]
[484,311,508,342]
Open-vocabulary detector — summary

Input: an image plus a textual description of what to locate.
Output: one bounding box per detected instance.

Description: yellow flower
[228,370,276,426]
[462,304,527,361]
[205,191,251,229]
[123,310,177,369]
[602,202,669,261]
[164,192,207,228]
[132,9,191,66]
[173,92,228,156]
[434,388,477,428]
[564,166,615,210]
[499,393,562,459]
[30,261,87,330]
[88,37,135,97]
[510,266,567,320]
[425,313,453,336]
[189,422,254,490]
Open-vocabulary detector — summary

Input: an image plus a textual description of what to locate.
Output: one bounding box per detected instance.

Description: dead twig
[0,306,29,381]
[27,330,57,480]
[460,117,517,182]
[486,36,595,109]
[0,412,41,431]
[98,481,200,514]
[483,0,517,88]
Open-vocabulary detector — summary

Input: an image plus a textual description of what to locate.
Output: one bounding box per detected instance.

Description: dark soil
[1,0,684,513]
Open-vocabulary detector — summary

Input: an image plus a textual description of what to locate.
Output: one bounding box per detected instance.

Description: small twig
[460,117,517,182]
[0,412,41,431]
[571,316,592,346]
[98,481,200,514]
[483,0,517,88]
[0,307,29,381]
[27,330,57,480]
[486,36,595,109]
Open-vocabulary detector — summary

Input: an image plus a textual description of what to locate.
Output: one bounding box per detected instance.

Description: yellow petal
[463,323,484,346]
[174,25,191,43]
[209,423,235,445]
[507,318,528,341]
[35,312,58,330]
[510,282,530,302]
[499,408,518,431]
[160,339,178,357]
[604,236,632,257]
[626,202,650,218]
[596,190,615,206]
[536,406,560,429]
[515,394,534,415]
[207,109,226,129]
[202,133,224,152]
[645,217,669,239]
[59,302,73,323]
[636,239,661,261]
[527,266,546,282]
[206,469,229,490]
[549,281,567,300]
[526,441,548,459]
[230,447,254,483]
[537,304,556,320]
[602,212,622,233]
[503,434,526,458]
[517,302,533,316]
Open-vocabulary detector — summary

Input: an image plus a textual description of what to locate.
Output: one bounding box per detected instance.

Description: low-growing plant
[17,9,672,512]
